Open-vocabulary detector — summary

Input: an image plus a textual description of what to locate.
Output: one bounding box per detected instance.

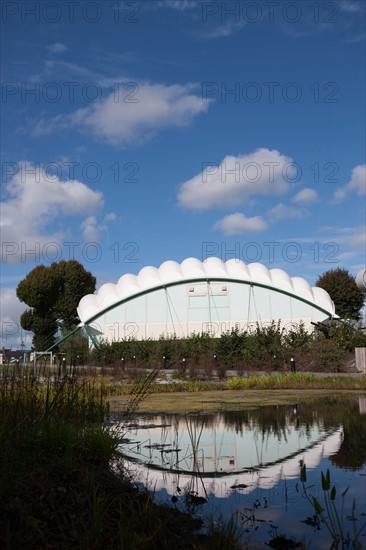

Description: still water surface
[114,396,366,549]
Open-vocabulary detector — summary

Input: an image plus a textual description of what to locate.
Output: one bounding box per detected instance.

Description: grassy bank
[225,372,366,390]
[104,372,366,394]
[102,372,366,413]
[0,370,241,550]
[108,388,366,414]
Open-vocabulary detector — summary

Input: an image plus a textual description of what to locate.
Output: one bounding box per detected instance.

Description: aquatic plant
[300,465,366,549]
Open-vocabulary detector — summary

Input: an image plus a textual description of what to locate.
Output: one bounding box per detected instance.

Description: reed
[0,366,242,549]
[301,465,366,549]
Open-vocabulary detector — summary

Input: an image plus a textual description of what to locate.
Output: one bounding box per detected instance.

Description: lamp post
[62,354,66,376]
[121,357,125,372]
[162,355,167,369]
[133,355,136,368]
[290,356,296,373]
[182,357,186,373]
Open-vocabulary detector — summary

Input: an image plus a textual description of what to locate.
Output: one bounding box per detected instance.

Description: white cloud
[178,148,296,209]
[44,59,100,79]
[0,287,33,348]
[157,0,198,10]
[80,212,116,241]
[214,212,267,235]
[104,212,117,222]
[345,226,366,250]
[48,42,68,54]
[333,164,366,202]
[1,162,104,263]
[267,203,309,222]
[81,216,100,242]
[333,188,347,202]
[338,1,364,14]
[202,19,247,39]
[307,224,365,269]
[66,82,211,146]
[292,188,318,204]
[344,31,366,43]
[345,165,366,194]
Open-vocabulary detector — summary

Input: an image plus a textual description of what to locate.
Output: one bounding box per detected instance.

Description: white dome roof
[77,257,336,323]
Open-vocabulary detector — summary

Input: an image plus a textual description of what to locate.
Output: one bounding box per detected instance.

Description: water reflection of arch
[117,411,342,487]
[122,427,341,477]
[124,428,342,501]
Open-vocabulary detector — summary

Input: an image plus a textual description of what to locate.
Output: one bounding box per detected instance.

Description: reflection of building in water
[201,435,236,472]
[126,429,342,501]
[118,413,342,498]
[115,408,363,550]
[120,415,340,474]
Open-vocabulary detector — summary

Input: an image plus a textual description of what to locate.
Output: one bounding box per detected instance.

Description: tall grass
[226,373,366,391]
[97,373,366,399]
[0,368,114,546]
[0,366,242,549]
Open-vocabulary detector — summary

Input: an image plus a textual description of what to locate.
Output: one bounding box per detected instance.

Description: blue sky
[1,0,365,347]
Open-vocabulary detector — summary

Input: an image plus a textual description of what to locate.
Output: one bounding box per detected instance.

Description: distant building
[76,257,337,347]
[0,349,31,365]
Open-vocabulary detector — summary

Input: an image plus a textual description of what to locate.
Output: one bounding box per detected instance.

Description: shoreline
[107,387,366,414]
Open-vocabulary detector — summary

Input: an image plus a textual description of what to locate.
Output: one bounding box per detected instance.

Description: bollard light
[290,356,296,373]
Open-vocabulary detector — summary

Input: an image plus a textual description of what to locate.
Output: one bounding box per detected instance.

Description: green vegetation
[225,373,366,391]
[301,466,366,549]
[70,372,365,402]
[17,259,96,350]
[316,268,364,321]
[107,387,366,415]
[101,373,366,400]
[90,320,365,375]
[102,374,366,415]
[0,367,242,550]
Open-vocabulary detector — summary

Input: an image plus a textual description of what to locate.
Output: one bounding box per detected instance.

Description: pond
[113,396,366,549]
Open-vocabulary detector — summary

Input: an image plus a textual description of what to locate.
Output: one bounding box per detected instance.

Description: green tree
[57,329,91,366]
[52,260,97,331]
[315,268,364,321]
[17,260,96,350]
[20,309,58,351]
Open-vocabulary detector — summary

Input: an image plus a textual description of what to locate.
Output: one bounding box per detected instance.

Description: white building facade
[77,257,337,345]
